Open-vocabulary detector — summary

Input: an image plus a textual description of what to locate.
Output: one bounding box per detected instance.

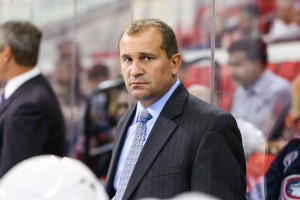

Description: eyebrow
[139,52,156,57]
[121,54,130,59]
[121,52,156,59]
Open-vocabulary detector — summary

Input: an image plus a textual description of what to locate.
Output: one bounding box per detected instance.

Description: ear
[171,53,181,76]
[1,46,13,64]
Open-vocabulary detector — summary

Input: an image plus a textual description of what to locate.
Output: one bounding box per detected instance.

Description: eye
[123,57,132,62]
[143,56,153,61]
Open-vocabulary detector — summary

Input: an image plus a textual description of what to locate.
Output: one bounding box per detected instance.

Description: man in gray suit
[106,18,246,200]
[0,21,65,177]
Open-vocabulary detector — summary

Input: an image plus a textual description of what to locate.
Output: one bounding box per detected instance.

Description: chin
[131,93,145,101]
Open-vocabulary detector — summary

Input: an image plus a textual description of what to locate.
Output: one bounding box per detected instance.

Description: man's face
[119,27,180,108]
[228,51,257,88]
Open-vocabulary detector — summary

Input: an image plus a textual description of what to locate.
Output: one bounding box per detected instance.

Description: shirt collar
[4,67,41,99]
[135,79,180,123]
[243,69,269,95]
[252,70,270,95]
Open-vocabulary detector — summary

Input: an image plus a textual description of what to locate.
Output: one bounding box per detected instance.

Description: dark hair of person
[0,21,42,66]
[228,37,268,67]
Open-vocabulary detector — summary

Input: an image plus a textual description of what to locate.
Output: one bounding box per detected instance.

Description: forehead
[119,27,162,53]
[229,51,247,60]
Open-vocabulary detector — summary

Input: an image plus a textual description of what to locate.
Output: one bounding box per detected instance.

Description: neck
[6,65,34,82]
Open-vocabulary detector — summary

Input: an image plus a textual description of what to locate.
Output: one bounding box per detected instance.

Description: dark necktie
[114,109,152,200]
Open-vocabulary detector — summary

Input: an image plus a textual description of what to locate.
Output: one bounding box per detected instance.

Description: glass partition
[0,0,131,179]
[214,0,300,199]
[1,1,300,198]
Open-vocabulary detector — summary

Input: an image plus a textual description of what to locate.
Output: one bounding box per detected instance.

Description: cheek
[121,66,129,77]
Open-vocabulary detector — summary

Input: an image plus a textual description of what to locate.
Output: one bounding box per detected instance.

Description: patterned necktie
[114,109,152,200]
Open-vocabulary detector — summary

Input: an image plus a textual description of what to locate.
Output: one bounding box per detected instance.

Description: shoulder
[187,93,230,117]
[284,138,300,150]
[185,93,236,126]
[13,76,61,112]
[267,70,291,90]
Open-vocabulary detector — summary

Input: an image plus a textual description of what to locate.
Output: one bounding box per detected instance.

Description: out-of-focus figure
[50,40,84,105]
[222,3,260,48]
[83,66,124,179]
[187,84,218,105]
[48,40,86,158]
[264,75,300,200]
[0,21,65,178]
[228,37,291,137]
[0,155,109,200]
[115,87,136,122]
[263,0,300,43]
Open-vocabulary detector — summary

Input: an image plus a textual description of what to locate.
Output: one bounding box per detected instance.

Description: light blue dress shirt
[113,79,180,190]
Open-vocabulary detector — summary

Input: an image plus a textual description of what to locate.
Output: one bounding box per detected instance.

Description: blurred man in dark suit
[106,18,246,200]
[0,21,65,177]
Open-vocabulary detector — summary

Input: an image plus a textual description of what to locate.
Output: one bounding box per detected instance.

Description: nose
[130,60,143,77]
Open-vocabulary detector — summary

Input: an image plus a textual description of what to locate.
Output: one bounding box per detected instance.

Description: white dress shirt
[113,79,180,190]
[4,67,41,100]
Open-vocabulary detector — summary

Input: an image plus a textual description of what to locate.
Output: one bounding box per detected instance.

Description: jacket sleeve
[191,113,247,200]
[0,102,48,177]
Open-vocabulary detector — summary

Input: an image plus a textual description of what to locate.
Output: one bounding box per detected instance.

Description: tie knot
[137,109,152,123]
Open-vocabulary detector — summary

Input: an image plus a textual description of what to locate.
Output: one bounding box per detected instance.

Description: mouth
[129,82,147,89]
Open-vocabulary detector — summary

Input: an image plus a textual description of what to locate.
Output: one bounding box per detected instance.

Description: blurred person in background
[228,37,291,137]
[50,40,84,105]
[187,84,218,105]
[48,39,86,157]
[106,18,246,200]
[0,21,65,178]
[265,75,300,199]
[83,63,124,179]
[222,3,260,48]
[263,0,300,43]
[83,63,111,157]
[115,87,136,122]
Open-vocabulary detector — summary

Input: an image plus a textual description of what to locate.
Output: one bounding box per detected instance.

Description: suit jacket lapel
[0,98,12,115]
[123,83,189,200]
[105,106,136,196]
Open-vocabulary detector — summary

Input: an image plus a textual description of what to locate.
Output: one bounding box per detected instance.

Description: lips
[130,81,145,85]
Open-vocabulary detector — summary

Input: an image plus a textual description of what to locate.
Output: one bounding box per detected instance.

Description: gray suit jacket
[0,74,65,177]
[106,84,246,200]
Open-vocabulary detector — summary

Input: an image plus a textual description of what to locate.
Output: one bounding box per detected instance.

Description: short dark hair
[228,38,268,66]
[88,63,109,80]
[0,21,42,66]
[240,3,259,17]
[119,18,178,59]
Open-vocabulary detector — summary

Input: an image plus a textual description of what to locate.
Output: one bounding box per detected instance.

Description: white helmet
[0,155,109,200]
[142,191,220,200]
[236,118,266,158]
